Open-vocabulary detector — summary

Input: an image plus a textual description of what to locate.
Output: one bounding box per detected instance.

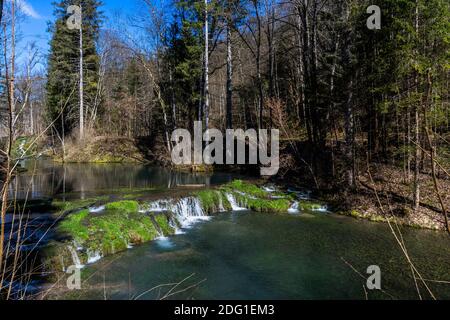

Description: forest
[0,0,449,301]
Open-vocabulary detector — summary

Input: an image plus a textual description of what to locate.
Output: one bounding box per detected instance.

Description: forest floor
[54,136,149,164]
[323,164,449,231]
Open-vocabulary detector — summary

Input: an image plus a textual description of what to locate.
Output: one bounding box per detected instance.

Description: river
[6,160,450,300]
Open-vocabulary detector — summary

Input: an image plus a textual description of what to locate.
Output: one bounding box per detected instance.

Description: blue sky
[17,0,142,66]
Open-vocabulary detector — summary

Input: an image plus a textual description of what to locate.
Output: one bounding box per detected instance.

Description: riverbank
[53,136,148,164]
[317,164,449,232]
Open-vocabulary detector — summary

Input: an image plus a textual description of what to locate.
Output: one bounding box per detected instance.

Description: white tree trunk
[79,6,84,139]
[204,0,210,129]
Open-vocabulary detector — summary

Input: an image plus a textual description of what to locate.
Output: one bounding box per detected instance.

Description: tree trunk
[226,19,233,129]
[203,0,210,130]
[413,0,420,210]
[79,6,84,139]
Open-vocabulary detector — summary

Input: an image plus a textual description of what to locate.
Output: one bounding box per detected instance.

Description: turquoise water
[7,161,450,300]
[74,211,450,300]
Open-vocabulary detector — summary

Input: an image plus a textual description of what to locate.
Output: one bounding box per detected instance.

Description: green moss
[222,180,269,199]
[85,211,158,255]
[41,241,75,277]
[155,214,174,236]
[52,197,108,213]
[349,210,363,218]
[196,190,231,214]
[54,199,159,260]
[233,192,291,213]
[105,200,139,213]
[299,201,326,211]
[58,209,90,242]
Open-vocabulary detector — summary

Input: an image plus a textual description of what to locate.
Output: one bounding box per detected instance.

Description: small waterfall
[89,205,105,213]
[144,197,210,230]
[263,186,276,193]
[87,250,102,264]
[171,197,210,228]
[288,188,312,200]
[288,202,300,214]
[67,245,84,269]
[149,216,164,237]
[312,205,328,213]
[167,213,184,235]
[225,193,247,211]
[141,200,172,213]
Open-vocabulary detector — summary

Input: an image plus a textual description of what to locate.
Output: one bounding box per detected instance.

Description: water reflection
[8,159,240,200]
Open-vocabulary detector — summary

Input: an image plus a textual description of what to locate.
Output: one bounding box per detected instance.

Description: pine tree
[46,0,102,137]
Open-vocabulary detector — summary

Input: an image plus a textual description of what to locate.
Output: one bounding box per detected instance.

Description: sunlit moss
[58,209,90,242]
[154,214,174,236]
[196,190,231,214]
[105,200,139,213]
[52,197,108,213]
[222,180,269,199]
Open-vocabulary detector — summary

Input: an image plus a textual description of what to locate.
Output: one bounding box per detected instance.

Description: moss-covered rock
[232,191,291,213]
[51,199,175,270]
[58,209,90,243]
[154,214,174,236]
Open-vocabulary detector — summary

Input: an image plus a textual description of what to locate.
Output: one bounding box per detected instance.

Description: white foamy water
[143,197,212,230]
[263,186,276,193]
[312,206,328,213]
[288,202,300,214]
[156,236,175,249]
[87,250,102,264]
[89,205,105,213]
[225,193,247,211]
[67,245,84,269]
[288,188,312,200]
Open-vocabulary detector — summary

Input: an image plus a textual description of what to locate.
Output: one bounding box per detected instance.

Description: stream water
[6,160,450,300]
[77,211,450,300]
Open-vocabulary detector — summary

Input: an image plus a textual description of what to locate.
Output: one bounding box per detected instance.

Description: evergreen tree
[46,0,102,137]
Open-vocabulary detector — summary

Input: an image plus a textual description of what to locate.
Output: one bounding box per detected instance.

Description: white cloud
[7,0,42,19]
